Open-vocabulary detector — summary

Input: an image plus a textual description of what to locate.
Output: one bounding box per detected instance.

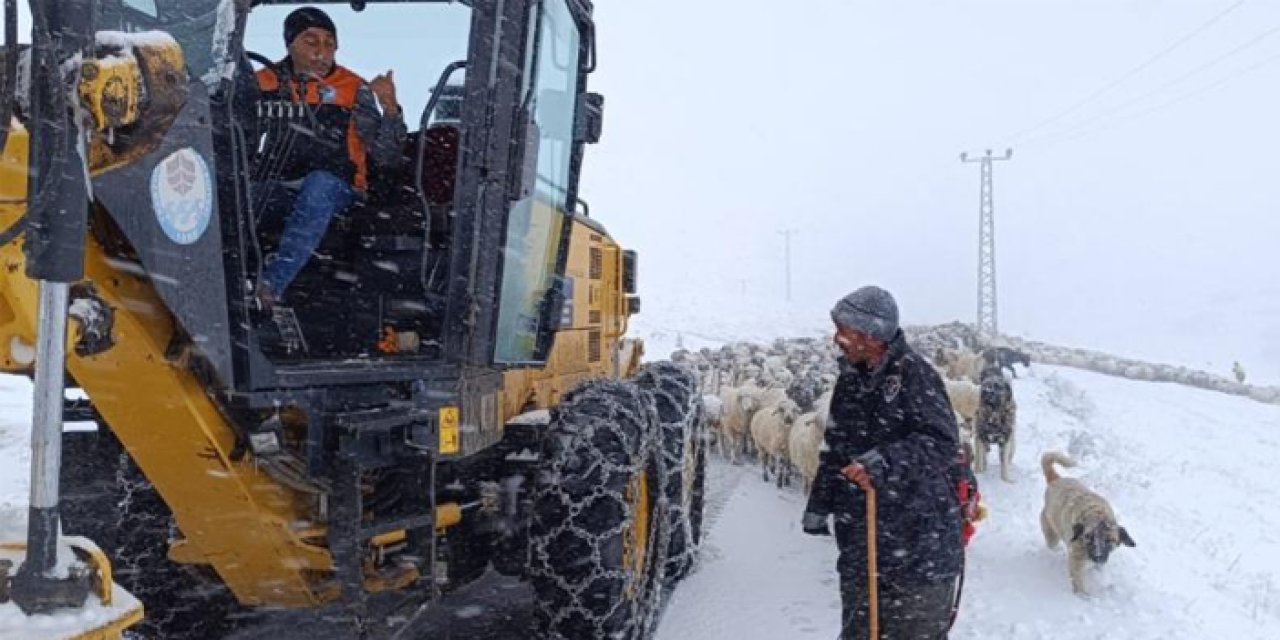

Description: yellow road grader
[0,1,706,638]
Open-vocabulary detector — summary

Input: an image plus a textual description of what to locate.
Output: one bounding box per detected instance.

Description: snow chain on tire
[60,428,241,640]
[529,379,672,640]
[634,361,707,583]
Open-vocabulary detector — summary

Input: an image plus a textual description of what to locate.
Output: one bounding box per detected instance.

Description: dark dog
[984,346,1031,378]
[974,371,1016,482]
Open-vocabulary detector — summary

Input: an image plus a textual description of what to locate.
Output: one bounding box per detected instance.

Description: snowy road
[657,365,1280,640]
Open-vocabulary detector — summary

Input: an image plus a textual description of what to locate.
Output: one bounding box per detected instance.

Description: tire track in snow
[700,456,751,535]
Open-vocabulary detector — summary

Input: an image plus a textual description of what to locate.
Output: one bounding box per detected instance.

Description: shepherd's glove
[802,512,831,536]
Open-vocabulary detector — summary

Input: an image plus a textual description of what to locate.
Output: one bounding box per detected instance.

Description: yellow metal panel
[0,124,33,372]
[497,217,642,424]
[434,502,463,530]
[65,606,145,640]
[83,36,190,174]
[165,538,209,566]
[0,128,333,608]
[370,530,408,548]
[78,57,143,131]
[439,406,460,454]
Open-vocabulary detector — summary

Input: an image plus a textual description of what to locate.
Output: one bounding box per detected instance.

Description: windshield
[243,2,470,122]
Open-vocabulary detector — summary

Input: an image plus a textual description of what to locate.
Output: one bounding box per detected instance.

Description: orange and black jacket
[256,60,406,191]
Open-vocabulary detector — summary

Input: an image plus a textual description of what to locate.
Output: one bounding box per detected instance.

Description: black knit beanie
[284,7,337,46]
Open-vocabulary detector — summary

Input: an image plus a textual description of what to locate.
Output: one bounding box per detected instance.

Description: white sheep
[742,383,787,456]
[763,366,795,389]
[814,388,834,432]
[945,379,980,431]
[753,384,788,410]
[763,354,789,376]
[788,411,824,494]
[736,363,763,386]
[939,348,985,383]
[750,397,801,487]
[719,383,762,464]
[701,393,725,456]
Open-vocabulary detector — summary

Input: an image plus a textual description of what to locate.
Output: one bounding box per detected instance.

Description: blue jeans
[256,170,356,299]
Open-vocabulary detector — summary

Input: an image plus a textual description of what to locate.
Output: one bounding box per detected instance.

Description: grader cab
[0,1,706,638]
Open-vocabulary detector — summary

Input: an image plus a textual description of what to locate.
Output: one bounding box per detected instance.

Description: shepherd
[802,286,966,639]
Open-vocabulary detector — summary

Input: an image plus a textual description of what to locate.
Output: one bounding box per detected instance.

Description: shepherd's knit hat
[830,286,899,343]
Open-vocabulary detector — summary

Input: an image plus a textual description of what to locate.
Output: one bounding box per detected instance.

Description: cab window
[492,0,581,364]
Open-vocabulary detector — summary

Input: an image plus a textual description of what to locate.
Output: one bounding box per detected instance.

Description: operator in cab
[254,6,407,310]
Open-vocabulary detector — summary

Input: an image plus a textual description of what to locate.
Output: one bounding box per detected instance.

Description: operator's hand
[370,69,399,116]
[841,462,874,491]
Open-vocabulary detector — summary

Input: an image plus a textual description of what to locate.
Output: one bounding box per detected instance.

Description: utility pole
[778,228,797,302]
[960,148,1012,338]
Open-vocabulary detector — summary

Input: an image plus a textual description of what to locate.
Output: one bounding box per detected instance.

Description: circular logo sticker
[150,148,213,245]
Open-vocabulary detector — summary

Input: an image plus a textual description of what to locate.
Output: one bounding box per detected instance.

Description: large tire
[688,437,707,549]
[634,361,706,583]
[529,380,670,640]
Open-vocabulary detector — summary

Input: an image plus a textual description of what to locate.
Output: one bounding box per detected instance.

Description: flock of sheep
[672,331,1028,493]
[673,338,839,493]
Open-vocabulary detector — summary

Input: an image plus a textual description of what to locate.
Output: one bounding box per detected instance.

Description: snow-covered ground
[2,289,1278,638]
[0,378,143,640]
[0,376,32,520]
[655,364,1280,640]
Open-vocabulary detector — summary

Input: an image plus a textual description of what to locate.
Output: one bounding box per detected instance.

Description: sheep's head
[935,347,957,366]
[774,399,801,425]
[796,412,818,430]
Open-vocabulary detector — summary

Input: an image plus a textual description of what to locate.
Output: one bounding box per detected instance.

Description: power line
[1023,48,1280,151]
[1021,21,1280,148]
[1005,0,1247,145]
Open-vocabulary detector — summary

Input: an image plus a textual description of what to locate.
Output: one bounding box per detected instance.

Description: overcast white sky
[21,0,1277,374]
[578,0,1279,374]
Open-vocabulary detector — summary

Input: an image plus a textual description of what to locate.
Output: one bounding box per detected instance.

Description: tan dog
[1039,452,1136,594]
